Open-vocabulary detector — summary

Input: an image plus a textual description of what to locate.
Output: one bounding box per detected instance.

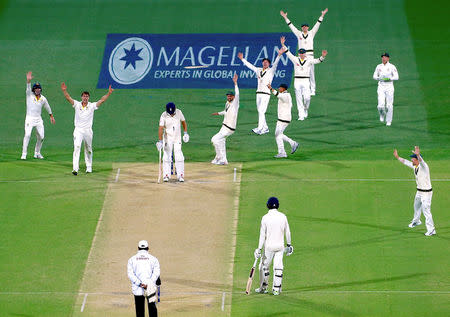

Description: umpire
[127,240,161,317]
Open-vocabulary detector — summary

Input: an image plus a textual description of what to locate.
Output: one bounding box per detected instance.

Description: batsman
[254,197,293,295]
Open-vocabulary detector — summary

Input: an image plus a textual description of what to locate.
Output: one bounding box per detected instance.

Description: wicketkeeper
[254,197,293,295]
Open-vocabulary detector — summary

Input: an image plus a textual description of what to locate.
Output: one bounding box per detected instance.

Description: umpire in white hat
[127,240,160,317]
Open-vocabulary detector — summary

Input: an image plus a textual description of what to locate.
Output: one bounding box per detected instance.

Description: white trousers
[259,249,284,292]
[211,125,234,163]
[377,85,394,124]
[412,191,435,232]
[162,141,184,179]
[309,57,316,94]
[73,127,93,172]
[256,93,271,131]
[22,116,44,156]
[275,121,295,155]
[294,78,311,120]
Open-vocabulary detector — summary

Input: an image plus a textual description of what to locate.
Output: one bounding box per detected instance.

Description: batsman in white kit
[237,48,285,135]
[156,102,189,182]
[280,8,328,96]
[254,197,293,295]
[282,36,327,120]
[211,74,239,165]
[394,146,436,236]
[21,71,56,160]
[373,52,399,126]
[60,82,113,175]
[268,83,299,158]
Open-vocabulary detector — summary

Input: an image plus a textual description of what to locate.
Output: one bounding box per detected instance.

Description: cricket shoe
[163,176,169,182]
[255,287,268,294]
[298,116,305,121]
[252,128,261,135]
[310,91,316,96]
[217,160,228,165]
[425,229,436,236]
[20,154,26,160]
[408,221,422,228]
[274,153,287,158]
[291,142,299,154]
[72,170,78,176]
[34,153,44,159]
[259,128,269,135]
[211,158,219,164]
[178,175,184,182]
[273,290,280,296]
[386,122,392,126]
[86,168,92,173]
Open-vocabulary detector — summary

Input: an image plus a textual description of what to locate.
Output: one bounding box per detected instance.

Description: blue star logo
[120,43,143,70]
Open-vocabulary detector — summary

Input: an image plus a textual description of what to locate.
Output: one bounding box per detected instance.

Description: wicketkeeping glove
[285,244,294,256]
[254,248,261,259]
[183,132,190,143]
[156,140,163,151]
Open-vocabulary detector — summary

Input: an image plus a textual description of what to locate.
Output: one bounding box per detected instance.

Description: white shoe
[178,175,184,182]
[298,117,305,121]
[274,153,287,158]
[21,154,26,160]
[291,142,299,154]
[217,160,228,165]
[273,290,280,296]
[252,128,261,135]
[386,122,392,126]
[255,287,268,294]
[34,153,44,159]
[163,176,169,182]
[86,168,92,173]
[425,229,436,236]
[259,128,269,135]
[408,221,422,228]
[310,92,316,96]
[211,158,219,164]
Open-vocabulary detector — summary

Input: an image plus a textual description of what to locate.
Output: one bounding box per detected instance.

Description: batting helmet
[166,102,176,115]
[267,197,279,209]
[32,82,42,93]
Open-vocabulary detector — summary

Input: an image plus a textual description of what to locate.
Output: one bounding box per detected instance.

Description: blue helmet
[166,102,176,115]
[32,82,42,93]
[267,197,279,209]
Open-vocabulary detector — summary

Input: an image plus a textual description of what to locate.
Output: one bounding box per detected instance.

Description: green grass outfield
[0,0,449,316]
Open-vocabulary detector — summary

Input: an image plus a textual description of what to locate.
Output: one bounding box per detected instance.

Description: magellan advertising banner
[97,33,297,89]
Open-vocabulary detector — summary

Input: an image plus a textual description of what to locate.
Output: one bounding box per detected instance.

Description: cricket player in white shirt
[60,82,113,175]
[211,74,239,165]
[373,52,399,126]
[21,71,55,160]
[281,36,327,120]
[268,83,299,158]
[280,8,328,96]
[394,146,436,236]
[156,102,189,182]
[127,240,160,317]
[254,197,293,295]
[238,48,285,135]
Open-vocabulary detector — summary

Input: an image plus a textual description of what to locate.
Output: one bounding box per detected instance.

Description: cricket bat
[245,258,258,295]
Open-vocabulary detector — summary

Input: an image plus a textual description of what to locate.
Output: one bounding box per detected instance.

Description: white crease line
[284,290,450,294]
[221,292,226,311]
[80,293,88,312]
[114,168,121,183]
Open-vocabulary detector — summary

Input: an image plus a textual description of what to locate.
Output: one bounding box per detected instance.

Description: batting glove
[156,140,163,151]
[183,132,190,143]
[285,244,294,256]
[254,248,261,259]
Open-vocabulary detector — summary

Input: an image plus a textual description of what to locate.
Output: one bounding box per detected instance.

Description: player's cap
[32,82,42,91]
[262,58,271,64]
[279,84,288,89]
[298,48,307,54]
[301,22,309,27]
[266,197,279,209]
[409,154,421,159]
[138,240,149,249]
[381,52,390,58]
[226,91,235,96]
[166,102,176,115]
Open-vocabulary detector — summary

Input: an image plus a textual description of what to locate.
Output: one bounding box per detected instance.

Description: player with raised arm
[21,71,55,160]
[237,48,286,135]
[280,8,328,96]
[61,82,113,175]
[281,36,327,120]
[393,146,436,236]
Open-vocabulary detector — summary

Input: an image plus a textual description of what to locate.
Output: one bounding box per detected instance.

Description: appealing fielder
[61,82,113,175]
[211,74,239,165]
[281,36,327,120]
[280,8,328,96]
[268,83,299,158]
[156,102,189,182]
[127,240,160,317]
[237,48,285,135]
[254,197,293,295]
[373,52,399,126]
[394,146,436,236]
[21,71,55,160]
